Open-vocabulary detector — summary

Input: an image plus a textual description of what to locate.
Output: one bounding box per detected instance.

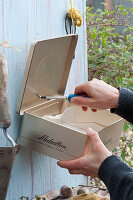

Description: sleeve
[110,88,133,124]
[98,155,133,200]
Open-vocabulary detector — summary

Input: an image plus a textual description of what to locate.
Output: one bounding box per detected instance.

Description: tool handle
[68,94,88,103]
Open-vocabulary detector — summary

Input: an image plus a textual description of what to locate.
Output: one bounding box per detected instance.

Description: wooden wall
[0,0,88,199]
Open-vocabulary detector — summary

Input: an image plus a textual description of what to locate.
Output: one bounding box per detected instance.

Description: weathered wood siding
[0,0,87,199]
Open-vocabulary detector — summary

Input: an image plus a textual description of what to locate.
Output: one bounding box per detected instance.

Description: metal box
[17,35,124,160]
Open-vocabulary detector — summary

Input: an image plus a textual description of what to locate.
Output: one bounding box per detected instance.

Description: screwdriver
[37,94,88,103]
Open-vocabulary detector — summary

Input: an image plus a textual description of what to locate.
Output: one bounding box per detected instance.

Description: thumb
[57,157,83,170]
[86,128,101,148]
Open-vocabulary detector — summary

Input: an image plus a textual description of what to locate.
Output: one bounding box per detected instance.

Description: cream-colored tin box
[17,35,124,161]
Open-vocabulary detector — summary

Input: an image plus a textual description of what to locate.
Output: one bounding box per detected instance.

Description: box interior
[17,35,78,115]
[26,100,122,133]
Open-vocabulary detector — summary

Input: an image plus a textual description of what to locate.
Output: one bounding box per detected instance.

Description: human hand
[57,128,111,177]
[71,78,119,112]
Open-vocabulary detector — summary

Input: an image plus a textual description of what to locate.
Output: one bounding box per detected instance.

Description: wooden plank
[0,0,87,199]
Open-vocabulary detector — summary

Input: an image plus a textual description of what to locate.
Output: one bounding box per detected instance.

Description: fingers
[73,79,119,110]
[71,96,95,108]
[91,109,97,112]
[74,79,97,96]
[82,107,97,112]
[82,106,88,111]
[72,81,98,109]
[74,82,89,95]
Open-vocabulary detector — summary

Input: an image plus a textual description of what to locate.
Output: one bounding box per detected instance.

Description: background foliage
[86,1,133,186]
[86,4,133,89]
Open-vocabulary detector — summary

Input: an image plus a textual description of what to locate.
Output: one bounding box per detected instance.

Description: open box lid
[17,34,78,115]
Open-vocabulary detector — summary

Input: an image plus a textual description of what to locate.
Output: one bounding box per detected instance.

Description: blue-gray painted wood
[0,0,88,199]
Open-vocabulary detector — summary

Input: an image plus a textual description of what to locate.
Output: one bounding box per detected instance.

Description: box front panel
[20,112,88,160]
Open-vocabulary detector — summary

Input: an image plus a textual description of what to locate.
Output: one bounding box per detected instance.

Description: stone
[60,185,73,198]
[77,188,89,195]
